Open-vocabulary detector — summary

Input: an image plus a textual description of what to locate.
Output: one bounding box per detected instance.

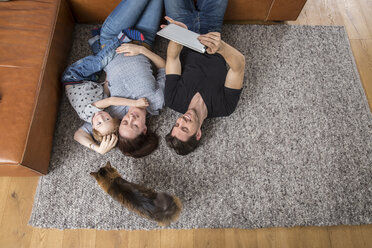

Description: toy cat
[90,161,182,226]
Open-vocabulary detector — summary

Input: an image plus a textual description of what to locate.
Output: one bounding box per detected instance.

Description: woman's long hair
[118,130,159,158]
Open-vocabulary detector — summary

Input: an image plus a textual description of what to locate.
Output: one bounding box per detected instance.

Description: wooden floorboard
[1,0,371,247]
[29,229,64,248]
[0,178,37,248]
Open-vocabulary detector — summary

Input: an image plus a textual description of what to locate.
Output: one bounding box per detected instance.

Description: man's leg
[164,0,199,33]
[197,0,228,34]
[100,0,150,46]
[134,0,163,48]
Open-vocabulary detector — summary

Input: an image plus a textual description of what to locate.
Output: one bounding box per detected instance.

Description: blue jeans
[61,0,163,83]
[164,0,228,34]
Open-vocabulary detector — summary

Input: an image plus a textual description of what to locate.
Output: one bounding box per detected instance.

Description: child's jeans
[61,0,163,83]
[61,38,120,83]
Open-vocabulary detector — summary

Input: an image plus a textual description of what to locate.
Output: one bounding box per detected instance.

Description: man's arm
[198,33,246,90]
[165,41,183,75]
[161,16,189,75]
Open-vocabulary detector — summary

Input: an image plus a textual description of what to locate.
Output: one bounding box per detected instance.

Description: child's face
[92,111,118,135]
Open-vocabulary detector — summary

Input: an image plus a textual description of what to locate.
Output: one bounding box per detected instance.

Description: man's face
[171,109,202,142]
[119,107,147,139]
[92,111,118,135]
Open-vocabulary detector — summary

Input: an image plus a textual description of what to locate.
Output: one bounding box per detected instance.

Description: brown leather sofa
[69,0,307,23]
[0,0,74,176]
[0,0,306,176]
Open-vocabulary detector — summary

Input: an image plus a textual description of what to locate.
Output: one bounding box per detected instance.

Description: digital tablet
[157,24,206,53]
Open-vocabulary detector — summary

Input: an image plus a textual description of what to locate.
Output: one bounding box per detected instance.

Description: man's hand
[95,134,118,155]
[116,43,143,56]
[133,98,149,108]
[161,16,188,29]
[197,32,222,54]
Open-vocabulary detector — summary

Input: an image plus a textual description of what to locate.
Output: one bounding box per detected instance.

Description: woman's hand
[133,98,149,108]
[197,32,222,54]
[116,43,143,56]
[161,16,188,29]
[94,134,118,154]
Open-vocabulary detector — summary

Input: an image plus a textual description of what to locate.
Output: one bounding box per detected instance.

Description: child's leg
[100,0,151,47]
[197,0,228,34]
[133,0,163,48]
[61,40,120,83]
[164,0,199,33]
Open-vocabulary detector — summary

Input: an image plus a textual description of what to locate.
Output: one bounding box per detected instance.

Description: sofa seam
[265,0,276,21]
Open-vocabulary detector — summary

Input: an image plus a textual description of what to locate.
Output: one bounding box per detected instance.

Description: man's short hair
[165,129,200,155]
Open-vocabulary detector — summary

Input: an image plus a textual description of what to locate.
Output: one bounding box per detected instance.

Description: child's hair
[118,130,159,158]
[92,118,120,143]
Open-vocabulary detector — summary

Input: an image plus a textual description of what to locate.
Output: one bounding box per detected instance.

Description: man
[163,0,246,155]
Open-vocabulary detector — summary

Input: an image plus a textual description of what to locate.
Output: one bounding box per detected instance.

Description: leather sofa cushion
[0,0,74,175]
[68,0,306,23]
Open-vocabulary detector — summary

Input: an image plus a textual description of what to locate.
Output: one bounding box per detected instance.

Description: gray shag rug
[29,24,372,230]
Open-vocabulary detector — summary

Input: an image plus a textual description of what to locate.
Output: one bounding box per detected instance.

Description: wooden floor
[1,0,371,247]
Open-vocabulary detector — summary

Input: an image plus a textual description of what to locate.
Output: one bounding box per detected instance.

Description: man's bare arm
[198,33,245,90]
[161,16,188,75]
[166,41,183,75]
[218,41,245,89]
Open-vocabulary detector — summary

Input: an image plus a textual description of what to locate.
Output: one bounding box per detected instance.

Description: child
[62,28,147,143]
[64,80,149,144]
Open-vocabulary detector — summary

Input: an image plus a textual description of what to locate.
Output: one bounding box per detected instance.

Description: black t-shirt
[165,48,242,118]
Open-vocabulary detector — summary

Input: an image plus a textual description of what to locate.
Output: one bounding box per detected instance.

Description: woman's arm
[92,97,149,109]
[74,128,117,155]
[141,46,165,69]
[116,44,165,69]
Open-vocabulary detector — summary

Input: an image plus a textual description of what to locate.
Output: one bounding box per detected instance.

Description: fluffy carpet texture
[29,24,372,230]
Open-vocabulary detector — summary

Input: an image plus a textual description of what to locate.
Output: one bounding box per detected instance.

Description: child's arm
[103,81,110,97]
[74,128,117,155]
[92,97,149,109]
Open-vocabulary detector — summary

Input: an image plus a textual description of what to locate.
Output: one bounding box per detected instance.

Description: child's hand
[95,134,118,154]
[133,98,149,108]
[116,43,143,56]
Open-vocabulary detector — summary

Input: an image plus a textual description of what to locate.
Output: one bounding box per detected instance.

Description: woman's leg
[100,0,150,46]
[164,0,199,33]
[133,0,163,47]
[197,0,228,34]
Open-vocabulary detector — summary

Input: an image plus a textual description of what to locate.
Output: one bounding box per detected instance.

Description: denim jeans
[61,0,163,83]
[164,0,228,34]
[61,39,120,83]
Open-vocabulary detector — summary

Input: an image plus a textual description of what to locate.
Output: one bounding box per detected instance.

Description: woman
[63,0,165,157]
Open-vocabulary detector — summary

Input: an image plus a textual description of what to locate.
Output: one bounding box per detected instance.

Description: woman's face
[119,107,147,139]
